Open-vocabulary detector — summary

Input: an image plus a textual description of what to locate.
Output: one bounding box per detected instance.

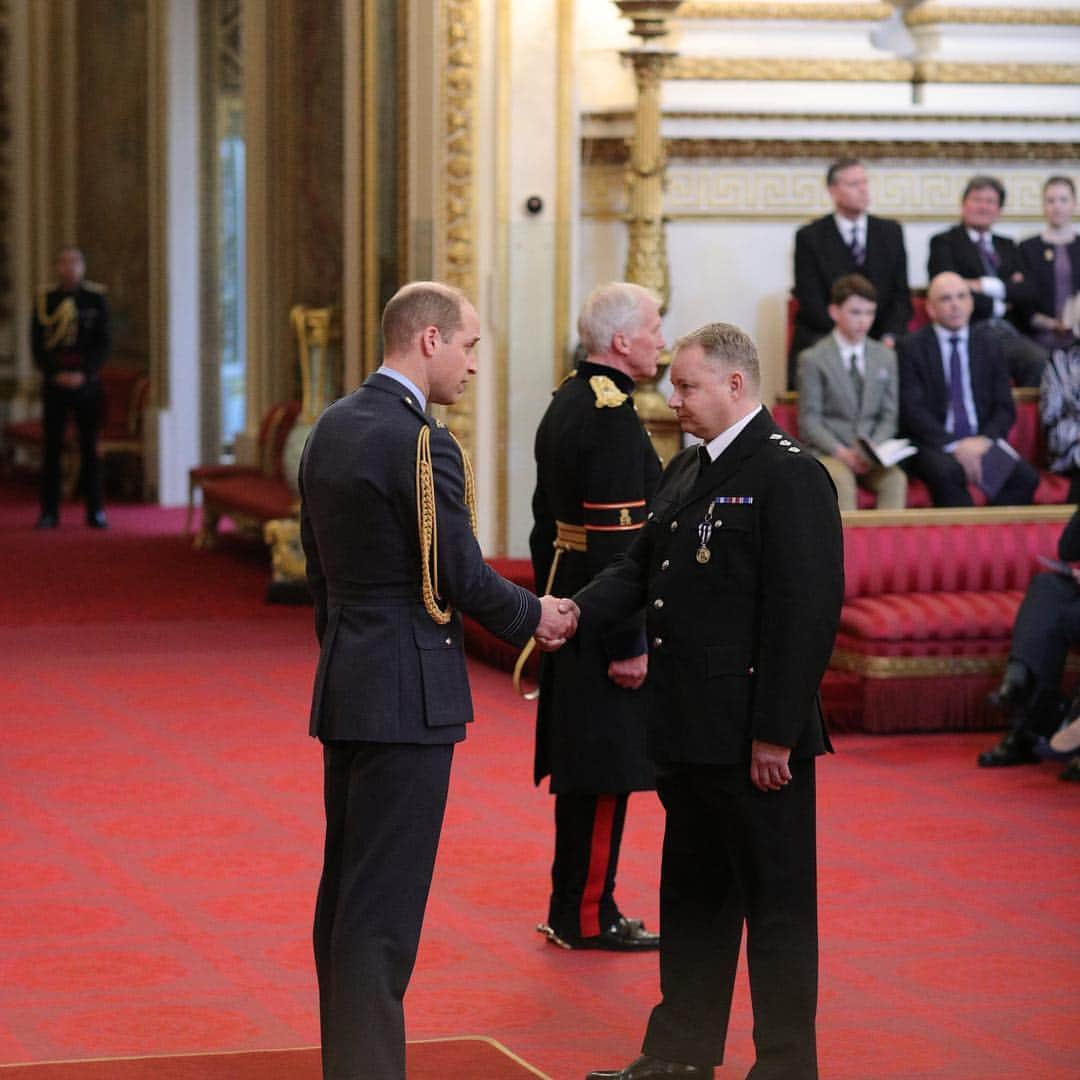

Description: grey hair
[674,322,761,394]
[578,282,660,356]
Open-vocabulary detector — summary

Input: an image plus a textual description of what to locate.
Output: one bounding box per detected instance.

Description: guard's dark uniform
[31,282,110,521]
[529,360,662,943]
[576,407,843,1076]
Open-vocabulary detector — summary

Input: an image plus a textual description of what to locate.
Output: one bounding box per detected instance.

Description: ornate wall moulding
[582,164,1070,221]
[583,136,1080,166]
[678,1,893,18]
[914,61,1080,85]
[582,109,1080,126]
[905,4,1080,27]
[668,57,915,81]
[440,0,476,455]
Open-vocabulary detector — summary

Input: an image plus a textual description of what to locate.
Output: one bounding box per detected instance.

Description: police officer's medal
[696,501,716,564]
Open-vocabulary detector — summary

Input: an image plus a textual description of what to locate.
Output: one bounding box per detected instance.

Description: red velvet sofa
[772,388,1069,508]
[465,507,1078,735]
[825,506,1076,733]
[190,400,301,547]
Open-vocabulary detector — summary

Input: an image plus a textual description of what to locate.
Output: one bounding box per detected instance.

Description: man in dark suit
[789,157,911,387]
[979,509,1080,768]
[31,245,111,529]
[299,281,576,1080]
[927,175,1046,386]
[575,323,844,1080]
[898,271,1039,508]
[530,282,664,953]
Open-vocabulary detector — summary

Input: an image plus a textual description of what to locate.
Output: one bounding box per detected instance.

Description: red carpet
[1,479,1078,1079]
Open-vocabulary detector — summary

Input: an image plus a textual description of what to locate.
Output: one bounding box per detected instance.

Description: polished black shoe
[538,916,660,951]
[86,511,109,529]
[988,677,1030,712]
[1060,756,1080,782]
[586,1054,713,1079]
[35,513,58,530]
[977,728,1039,767]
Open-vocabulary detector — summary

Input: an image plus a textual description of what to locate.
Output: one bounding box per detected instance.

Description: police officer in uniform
[32,246,110,529]
[300,281,576,1080]
[528,282,665,952]
[575,323,844,1080]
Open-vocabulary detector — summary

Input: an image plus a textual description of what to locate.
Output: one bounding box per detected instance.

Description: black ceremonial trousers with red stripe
[530,360,662,794]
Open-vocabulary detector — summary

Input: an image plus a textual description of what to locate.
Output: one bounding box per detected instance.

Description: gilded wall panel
[76,0,149,368]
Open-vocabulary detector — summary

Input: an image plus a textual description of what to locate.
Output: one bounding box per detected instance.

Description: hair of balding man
[381,281,468,355]
[674,322,761,394]
[577,281,660,357]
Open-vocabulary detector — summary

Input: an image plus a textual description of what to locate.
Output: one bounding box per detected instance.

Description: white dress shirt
[966,227,1007,318]
[701,405,764,463]
[835,213,868,256]
[933,324,978,450]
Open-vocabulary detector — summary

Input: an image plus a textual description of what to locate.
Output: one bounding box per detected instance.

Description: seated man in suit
[927,175,1046,386]
[898,272,1039,508]
[789,157,911,387]
[797,273,907,511]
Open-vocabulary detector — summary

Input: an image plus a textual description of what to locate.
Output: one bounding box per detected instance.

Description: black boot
[988,660,1033,713]
[977,728,1039,767]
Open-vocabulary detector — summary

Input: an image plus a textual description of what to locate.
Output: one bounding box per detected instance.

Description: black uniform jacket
[300,372,540,743]
[1019,234,1080,328]
[573,408,844,766]
[529,361,662,792]
[791,213,911,364]
[31,283,110,381]
[927,225,1036,324]
[898,323,1016,452]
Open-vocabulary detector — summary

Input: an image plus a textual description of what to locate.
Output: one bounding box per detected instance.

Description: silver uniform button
[670,520,678,532]
[788,446,801,453]
[779,439,791,446]
[653,598,664,609]
[661,559,670,570]
[652,636,663,648]
[445,637,452,646]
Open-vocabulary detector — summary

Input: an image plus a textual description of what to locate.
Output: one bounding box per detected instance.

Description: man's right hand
[951,435,991,486]
[535,595,579,651]
[835,445,870,475]
[608,652,647,690]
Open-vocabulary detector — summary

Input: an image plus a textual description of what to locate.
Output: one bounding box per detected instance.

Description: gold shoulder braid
[589,374,628,408]
[416,424,478,624]
[36,289,79,351]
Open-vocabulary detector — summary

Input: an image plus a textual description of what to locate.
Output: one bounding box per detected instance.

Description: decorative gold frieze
[829,648,1008,679]
[906,4,1080,27]
[914,61,1080,86]
[679,2,893,19]
[668,57,915,81]
[441,0,476,456]
[583,165,1074,222]
[583,109,1080,125]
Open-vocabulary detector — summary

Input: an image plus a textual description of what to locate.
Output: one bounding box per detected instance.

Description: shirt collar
[832,330,865,365]
[376,365,427,411]
[835,213,867,240]
[701,404,763,463]
[933,323,969,350]
[966,227,994,245]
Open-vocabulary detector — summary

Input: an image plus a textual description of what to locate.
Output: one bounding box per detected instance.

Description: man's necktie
[948,335,973,439]
[697,443,712,477]
[849,226,865,267]
[978,232,999,276]
[849,353,863,404]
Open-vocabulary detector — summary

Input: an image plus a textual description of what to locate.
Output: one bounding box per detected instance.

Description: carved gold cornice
[583,109,1080,125]
[583,137,1080,163]
[679,1,893,19]
[441,0,476,456]
[906,4,1080,27]
[668,56,1080,85]
[915,61,1080,85]
[668,56,914,81]
[831,649,1080,679]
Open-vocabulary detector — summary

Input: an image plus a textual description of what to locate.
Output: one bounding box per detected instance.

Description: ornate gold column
[614,0,681,465]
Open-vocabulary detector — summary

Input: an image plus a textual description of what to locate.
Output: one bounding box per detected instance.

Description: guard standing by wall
[528,281,665,951]
[32,245,111,529]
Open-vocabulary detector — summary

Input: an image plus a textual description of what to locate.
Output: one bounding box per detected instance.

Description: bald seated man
[897,272,1039,507]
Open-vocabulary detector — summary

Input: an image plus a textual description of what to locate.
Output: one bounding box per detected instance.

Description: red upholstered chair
[188,400,301,541]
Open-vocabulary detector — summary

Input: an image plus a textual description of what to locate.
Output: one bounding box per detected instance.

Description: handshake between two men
[534,595,581,652]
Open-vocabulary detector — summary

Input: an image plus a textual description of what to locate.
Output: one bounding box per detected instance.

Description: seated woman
[1020,176,1079,352]
[1041,345,1080,503]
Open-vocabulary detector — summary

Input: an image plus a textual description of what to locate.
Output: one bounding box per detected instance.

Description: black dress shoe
[35,513,58,530]
[537,916,660,951]
[977,728,1039,767]
[1060,756,1080,782]
[586,1054,713,1079]
[86,511,109,529]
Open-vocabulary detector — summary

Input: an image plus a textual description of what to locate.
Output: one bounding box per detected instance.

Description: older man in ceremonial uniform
[32,245,110,529]
[299,281,576,1080]
[529,282,665,952]
[576,323,844,1080]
